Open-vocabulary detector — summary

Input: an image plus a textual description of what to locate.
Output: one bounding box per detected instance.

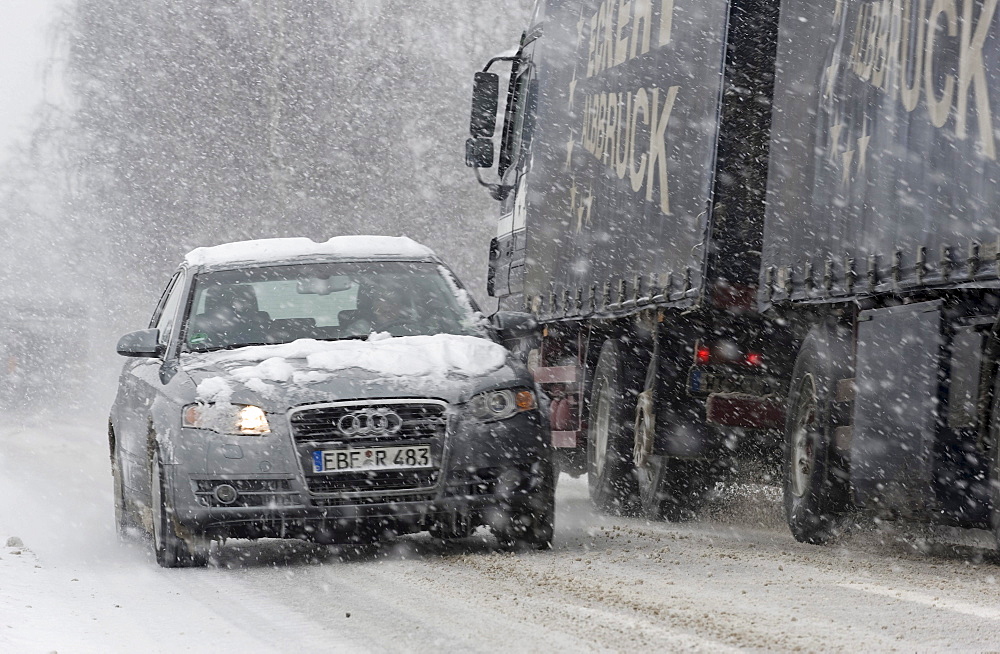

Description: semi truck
[466,0,1000,543]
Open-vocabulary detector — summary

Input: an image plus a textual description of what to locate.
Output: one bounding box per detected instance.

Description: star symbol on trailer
[829,122,843,162]
[856,130,871,176]
[841,149,855,187]
[824,61,838,99]
[565,129,576,169]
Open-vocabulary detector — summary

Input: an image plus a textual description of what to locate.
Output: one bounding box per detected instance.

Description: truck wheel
[783,328,851,544]
[988,379,1000,540]
[638,455,711,521]
[150,451,208,568]
[587,339,639,514]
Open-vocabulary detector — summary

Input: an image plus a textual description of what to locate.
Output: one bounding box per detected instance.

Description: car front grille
[289,402,447,444]
[290,400,448,497]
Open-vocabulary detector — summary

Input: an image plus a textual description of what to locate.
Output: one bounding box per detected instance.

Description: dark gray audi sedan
[109,236,552,567]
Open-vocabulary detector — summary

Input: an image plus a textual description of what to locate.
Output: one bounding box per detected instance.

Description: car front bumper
[162,409,551,540]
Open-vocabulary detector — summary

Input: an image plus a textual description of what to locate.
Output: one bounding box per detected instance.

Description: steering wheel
[374,318,422,335]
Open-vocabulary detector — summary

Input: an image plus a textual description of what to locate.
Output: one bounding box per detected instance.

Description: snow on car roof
[184,235,436,268]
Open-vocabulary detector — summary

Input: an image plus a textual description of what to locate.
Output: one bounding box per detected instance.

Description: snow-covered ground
[3,417,1000,652]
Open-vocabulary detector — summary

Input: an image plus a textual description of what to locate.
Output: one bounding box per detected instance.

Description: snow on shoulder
[185,235,435,268]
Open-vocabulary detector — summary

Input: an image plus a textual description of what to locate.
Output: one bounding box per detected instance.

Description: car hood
[180,334,526,411]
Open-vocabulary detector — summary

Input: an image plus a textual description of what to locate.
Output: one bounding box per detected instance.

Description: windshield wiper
[186,342,275,353]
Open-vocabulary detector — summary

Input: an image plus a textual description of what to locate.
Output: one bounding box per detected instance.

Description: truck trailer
[762,0,1000,542]
[467,0,1000,544]
[466,0,791,520]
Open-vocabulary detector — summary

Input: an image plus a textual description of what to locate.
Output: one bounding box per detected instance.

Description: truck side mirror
[465,137,495,169]
[469,72,499,138]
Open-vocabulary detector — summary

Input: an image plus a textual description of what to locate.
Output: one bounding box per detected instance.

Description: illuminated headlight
[469,389,537,422]
[183,403,271,435]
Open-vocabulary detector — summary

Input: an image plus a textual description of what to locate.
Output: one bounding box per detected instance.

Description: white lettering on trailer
[925,0,957,128]
[585,0,675,79]
[842,0,997,160]
[581,85,677,216]
[957,0,997,158]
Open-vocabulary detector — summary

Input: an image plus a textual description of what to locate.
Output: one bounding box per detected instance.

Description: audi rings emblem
[336,408,403,436]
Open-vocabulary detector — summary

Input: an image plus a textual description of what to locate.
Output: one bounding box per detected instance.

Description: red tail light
[695,346,711,365]
[745,352,763,366]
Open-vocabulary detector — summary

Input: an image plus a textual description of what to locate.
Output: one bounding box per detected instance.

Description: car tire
[150,450,208,568]
[496,466,556,552]
[638,455,712,521]
[587,339,640,514]
[113,451,138,542]
[110,425,139,542]
[783,326,852,544]
[429,517,473,541]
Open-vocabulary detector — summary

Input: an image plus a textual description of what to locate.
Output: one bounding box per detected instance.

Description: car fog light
[214,484,238,505]
[496,469,524,498]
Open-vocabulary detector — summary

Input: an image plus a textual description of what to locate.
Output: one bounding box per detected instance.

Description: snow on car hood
[183,334,517,409]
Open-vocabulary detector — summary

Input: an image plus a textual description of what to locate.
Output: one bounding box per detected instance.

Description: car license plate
[312,445,432,473]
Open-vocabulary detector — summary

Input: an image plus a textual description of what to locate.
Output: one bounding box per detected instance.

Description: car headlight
[182,403,271,435]
[469,388,537,422]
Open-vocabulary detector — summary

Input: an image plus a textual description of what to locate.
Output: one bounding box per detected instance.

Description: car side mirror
[117,328,164,358]
[491,311,538,337]
[465,137,495,169]
[469,72,499,138]
[490,311,539,362]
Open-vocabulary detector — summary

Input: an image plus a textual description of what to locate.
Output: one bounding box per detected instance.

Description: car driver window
[153,274,185,346]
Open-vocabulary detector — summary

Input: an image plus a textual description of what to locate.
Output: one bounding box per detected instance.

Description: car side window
[151,273,185,346]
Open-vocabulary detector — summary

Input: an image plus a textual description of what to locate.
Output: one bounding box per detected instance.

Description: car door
[117,270,187,495]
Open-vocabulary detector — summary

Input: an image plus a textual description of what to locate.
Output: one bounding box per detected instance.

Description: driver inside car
[342,282,424,336]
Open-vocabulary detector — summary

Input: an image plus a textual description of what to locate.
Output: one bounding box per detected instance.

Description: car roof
[184,236,439,270]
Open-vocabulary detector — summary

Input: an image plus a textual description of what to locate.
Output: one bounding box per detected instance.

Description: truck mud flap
[852,301,944,516]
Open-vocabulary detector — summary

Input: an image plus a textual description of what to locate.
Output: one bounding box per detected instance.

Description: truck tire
[783,326,852,544]
[150,450,208,568]
[587,339,640,514]
[639,455,712,521]
[988,377,1000,541]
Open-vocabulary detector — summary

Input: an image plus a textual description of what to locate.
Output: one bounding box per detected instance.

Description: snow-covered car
[109,236,552,567]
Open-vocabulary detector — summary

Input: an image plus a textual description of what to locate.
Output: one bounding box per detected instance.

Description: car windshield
[182,261,482,352]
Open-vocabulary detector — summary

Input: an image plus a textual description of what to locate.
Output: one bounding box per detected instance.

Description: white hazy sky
[0,0,60,157]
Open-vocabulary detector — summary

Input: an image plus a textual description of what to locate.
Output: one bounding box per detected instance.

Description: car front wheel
[150,450,208,568]
[496,467,556,551]
[111,427,139,542]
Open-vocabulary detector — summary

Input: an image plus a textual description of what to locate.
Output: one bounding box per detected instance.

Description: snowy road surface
[2,418,1000,653]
